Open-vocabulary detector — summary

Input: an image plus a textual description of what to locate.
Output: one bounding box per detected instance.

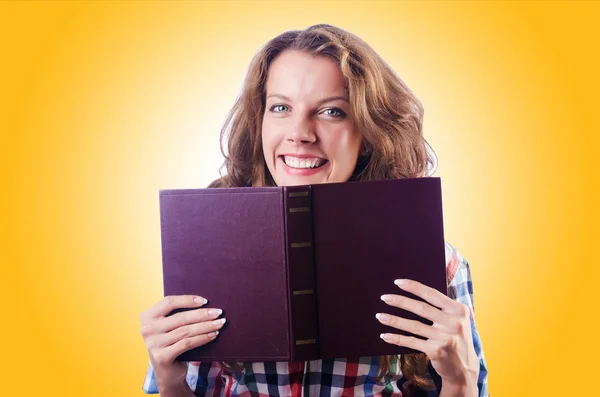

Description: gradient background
[2,1,598,395]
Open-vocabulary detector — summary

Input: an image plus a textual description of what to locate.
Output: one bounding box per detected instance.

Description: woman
[140,24,489,397]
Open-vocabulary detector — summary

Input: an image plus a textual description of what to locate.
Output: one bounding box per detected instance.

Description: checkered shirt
[142,242,489,396]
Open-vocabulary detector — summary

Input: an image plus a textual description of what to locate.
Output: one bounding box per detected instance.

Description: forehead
[265,50,347,98]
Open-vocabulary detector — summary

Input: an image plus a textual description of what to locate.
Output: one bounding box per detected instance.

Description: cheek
[261,124,277,165]
[326,130,361,162]
[261,116,276,140]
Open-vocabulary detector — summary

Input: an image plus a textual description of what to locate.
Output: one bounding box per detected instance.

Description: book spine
[284,186,319,361]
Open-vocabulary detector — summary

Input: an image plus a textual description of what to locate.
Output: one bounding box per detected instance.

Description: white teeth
[283,156,324,169]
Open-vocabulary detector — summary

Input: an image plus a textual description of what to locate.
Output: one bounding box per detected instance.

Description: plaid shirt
[143,242,489,396]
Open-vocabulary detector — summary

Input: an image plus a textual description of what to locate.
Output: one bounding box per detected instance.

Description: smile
[280,155,328,169]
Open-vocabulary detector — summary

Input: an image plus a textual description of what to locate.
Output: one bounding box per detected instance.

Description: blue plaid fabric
[143,242,489,396]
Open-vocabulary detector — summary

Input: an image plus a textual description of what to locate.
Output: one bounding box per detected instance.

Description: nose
[285,116,316,144]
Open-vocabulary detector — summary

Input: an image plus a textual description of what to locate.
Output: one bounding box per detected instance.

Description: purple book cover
[159,177,447,361]
[311,178,447,359]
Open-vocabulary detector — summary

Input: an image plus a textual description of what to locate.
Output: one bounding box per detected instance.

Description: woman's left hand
[377,279,480,394]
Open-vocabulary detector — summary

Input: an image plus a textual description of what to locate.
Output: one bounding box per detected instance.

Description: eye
[322,108,346,118]
[270,104,289,112]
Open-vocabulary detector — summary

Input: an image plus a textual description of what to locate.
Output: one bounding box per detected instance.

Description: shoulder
[444,241,461,284]
[444,241,470,285]
[444,242,474,302]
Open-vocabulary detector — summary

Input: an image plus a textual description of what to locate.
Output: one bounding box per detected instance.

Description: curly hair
[210,24,437,389]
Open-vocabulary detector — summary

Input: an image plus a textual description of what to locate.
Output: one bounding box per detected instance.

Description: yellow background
[2,1,598,395]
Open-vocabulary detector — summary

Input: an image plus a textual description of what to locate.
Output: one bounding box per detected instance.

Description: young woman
[140,24,489,397]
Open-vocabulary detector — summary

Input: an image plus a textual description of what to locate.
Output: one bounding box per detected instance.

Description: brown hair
[210,24,437,389]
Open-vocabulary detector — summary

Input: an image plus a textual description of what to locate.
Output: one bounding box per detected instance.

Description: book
[159,177,447,362]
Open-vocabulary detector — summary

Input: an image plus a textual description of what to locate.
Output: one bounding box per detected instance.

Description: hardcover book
[159,177,447,362]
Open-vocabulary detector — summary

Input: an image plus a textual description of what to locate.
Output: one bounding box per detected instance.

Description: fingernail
[207,331,219,337]
[380,295,394,303]
[208,309,223,316]
[212,318,226,325]
[380,333,392,341]
[376,313,390,322]
[194,297,208,304]
[394,279,408,287]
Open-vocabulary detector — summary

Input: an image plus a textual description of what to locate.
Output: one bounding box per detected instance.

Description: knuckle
[153,351,169,366]
[422,291,431,302]
[451,335,459,349]
[394,317,407,330]
[407,320,420,334]
[165,295,176,309]
[442,334,457,349]
[454,320,464,334]
[178,310,193,324]
[386,316,403,330]
[203,308,218,319]
[414,301,426,313]
[183,308,202,324]
[197,334,209,345]
[458,303,470,318]
[393,318,405,330]
[140,325,154,338]
[197,335,211,348]
[194,308,206,321]
[140,311,148,325]
[430,345,443,360]
[177,325,192,339]
[200,308,210,318]
[146,337,157,351]
[181,337,195,350]
[201,333,213,343]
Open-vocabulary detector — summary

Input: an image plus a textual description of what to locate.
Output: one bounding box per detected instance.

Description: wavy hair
[210,24,437,389]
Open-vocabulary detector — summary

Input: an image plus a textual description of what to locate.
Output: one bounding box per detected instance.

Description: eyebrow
[266,94,349,106]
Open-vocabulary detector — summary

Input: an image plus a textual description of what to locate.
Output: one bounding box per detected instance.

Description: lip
[279,153,327,160]
[278,155,329,176]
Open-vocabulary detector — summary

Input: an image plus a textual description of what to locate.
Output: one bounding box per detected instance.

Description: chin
[276,175,327,187]
[277,178,325,186]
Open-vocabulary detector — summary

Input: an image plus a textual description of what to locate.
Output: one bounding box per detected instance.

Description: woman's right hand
[140,295,226,392]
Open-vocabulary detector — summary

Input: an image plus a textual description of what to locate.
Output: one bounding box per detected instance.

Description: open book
[159,177,447,361]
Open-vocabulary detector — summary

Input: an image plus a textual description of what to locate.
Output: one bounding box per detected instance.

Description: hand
[140,295,226,392]
[377,279,479,393]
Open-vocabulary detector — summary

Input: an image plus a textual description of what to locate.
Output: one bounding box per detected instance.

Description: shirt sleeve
[445,242,490,397]
[142,361,201,394]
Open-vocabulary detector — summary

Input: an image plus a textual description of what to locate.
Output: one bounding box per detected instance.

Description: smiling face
[261,50,363,187]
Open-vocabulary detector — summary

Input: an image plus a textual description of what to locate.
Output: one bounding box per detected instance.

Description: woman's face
[261,50,362,187]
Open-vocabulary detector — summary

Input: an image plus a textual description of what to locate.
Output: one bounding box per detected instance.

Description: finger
[151,333,219,366]
[148,295,208,320]
[157,318,227,349]
[380,332,431,354]
[394,279,459,314]
[157,307,223,334]
[375,313,439,340]
[381,293,452,324]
